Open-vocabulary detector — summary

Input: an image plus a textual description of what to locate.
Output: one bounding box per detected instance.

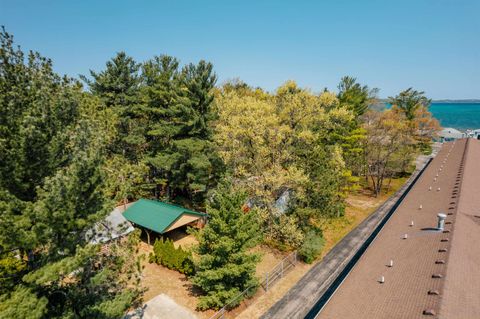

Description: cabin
[122,199,206,244]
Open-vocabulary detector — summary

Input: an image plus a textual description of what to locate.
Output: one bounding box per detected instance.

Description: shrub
[149,238,195,276]
[299,230,325,264]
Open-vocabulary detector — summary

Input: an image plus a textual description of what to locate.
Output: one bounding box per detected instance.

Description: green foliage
[215,82,353,248]
[388,87,431,121]
[0,28,142,318]
[337,76,378,117]
[149,238,194,275]
[191,183,261,310]
[87,53,223,205]
[295,145,346,221]
[140,56,222,204]
[0,27,81,202]
[0,252,26,294]
[0,286,48,319]
[299,230,325,264]
[0,24,436,317]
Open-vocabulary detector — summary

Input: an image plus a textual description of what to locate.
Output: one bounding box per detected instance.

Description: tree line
[0,27,439,317]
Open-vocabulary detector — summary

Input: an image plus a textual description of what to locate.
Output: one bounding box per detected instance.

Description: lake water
[429,103,480,130]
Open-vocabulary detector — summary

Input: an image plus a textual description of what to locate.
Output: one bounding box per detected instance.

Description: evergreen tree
[388,87,431,121]
[0,27,80,202]
[337,76,378,118]
[84,52,144,162]
[191,184,260,310]
[140,56,222,204]
[0,28,142,319]
[85,52,148,201]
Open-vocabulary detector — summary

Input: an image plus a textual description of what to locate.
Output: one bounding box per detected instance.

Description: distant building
[438,127,465,142]
[472,129,480,139]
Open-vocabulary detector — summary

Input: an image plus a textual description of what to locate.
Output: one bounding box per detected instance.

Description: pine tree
[140,56,222,204]
[84,52,144,162]
[0,27,80,202]
[388,88,431,121]
[0,28,142,319]
[337,76,378,118]
[191,184,261,310]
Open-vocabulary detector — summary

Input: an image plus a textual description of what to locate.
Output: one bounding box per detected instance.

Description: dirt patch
[138,240,214,319]
[250,245,287,278]
[166,228,198,249]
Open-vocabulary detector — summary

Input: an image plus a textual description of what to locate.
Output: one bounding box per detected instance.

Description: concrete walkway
[261,158,431,319]
[125,294,198,319]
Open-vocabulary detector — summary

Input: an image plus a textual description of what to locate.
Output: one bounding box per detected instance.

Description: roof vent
[428,290,440,295]
[378,276,385,283]
[437,213,447,230]
[423,309,436,316]
[432,274,443,279]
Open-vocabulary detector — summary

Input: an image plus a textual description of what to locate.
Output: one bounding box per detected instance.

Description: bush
[299,230,325,264]
[149,238,195,276]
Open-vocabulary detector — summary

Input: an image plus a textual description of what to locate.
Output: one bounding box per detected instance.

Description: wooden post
[146,229,151,245]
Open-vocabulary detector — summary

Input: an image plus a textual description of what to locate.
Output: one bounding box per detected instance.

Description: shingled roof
[317,138,480,319]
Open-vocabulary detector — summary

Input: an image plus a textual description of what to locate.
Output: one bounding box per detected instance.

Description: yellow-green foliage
[214,81,358,247]
[0,253,26,294]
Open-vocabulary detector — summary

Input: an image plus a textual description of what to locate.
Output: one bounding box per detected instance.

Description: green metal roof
[122,199,205,234]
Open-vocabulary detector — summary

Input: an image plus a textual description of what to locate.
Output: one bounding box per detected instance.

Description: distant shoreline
[431,100,480,104]
[378,99,480,104]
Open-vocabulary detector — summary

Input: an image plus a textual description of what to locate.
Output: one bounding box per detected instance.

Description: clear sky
[1,0,478,99]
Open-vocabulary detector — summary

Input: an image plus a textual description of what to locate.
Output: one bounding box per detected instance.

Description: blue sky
[1,0,478,99]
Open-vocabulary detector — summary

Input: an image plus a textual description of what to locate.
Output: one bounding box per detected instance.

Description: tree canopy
[0,25,441,315]
[388,87,431,121]
[0,28,142,319]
